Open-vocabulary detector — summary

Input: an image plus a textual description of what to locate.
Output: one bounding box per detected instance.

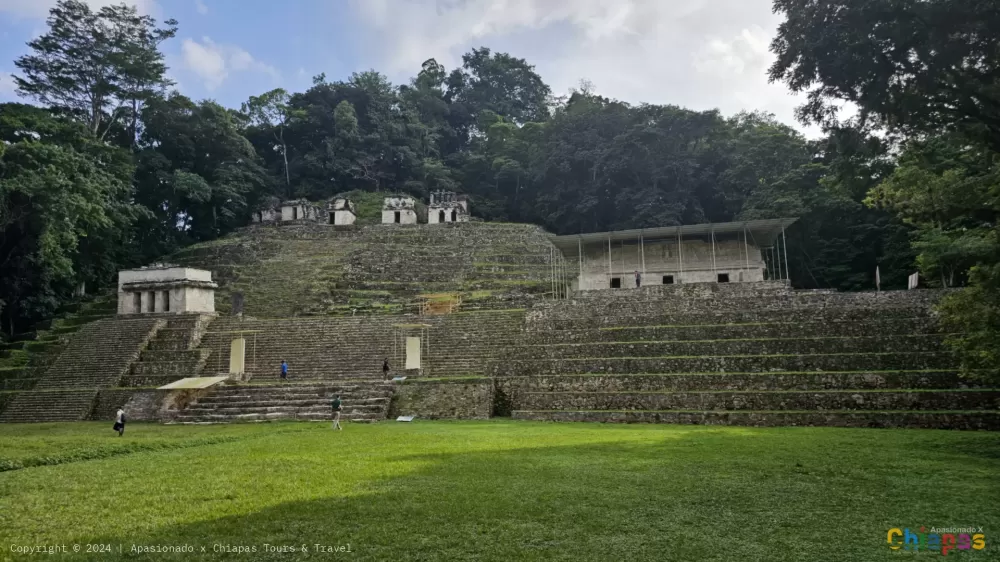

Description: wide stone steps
[512,371,974,392]
[0,389,98,422]
[514,335,944,359]
[130,360,205,376]
[526,318,938,343]
[34,318,162,390]
[534,306,933,330]
[169,382,394,424]
[492,352,955,376]
[511,410,1000,430]
[516,389,1000,411]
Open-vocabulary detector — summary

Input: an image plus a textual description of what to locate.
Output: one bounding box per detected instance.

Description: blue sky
[0,0,816,133]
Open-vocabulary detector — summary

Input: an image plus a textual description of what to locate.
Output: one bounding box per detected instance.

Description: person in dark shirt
[331,395,343,431]
[280,360,288,382]
[382,358,390,380]
[635,270,642,288]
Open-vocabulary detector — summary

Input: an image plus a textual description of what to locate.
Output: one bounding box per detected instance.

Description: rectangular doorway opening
[162,291,170,312]
[292,207,298,220]
[610,277,622,289]
[132,292,141,313]
[662,275,675,285]
[405,336,421,370]
[394,211,401,223]
[147,291,156,312]
[717,273,730,283]
[329,212,336,225]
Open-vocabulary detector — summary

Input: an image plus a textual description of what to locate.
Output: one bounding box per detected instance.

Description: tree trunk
[130,98,139,148]
[279,127,291,193]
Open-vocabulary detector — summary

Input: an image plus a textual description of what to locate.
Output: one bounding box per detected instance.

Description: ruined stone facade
[117,266,217,315]
[281,199,322,222]
[428,191,470,224]
[382,195,418,224]
[328,197,356,225]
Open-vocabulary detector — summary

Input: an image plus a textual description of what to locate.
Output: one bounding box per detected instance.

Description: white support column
[608,236,612,285]
[711,228,718,279]
[620,241,625,282]
[771,244,784,281]
[678,229,684,282]
[640,233,646,275]
[782,226,790,285]
[549,248,556,299]
[744,225,750,276]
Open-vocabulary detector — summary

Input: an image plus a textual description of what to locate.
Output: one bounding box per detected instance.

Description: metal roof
[548,218,799,253]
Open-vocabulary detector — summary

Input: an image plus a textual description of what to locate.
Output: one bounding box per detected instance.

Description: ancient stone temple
[252,206,279,223]
[548,219,797,290]
[382,195,418,224]
[328,197,356,225]
[117,266,217,315]
[428,191,470,224]
[281,199,322,222]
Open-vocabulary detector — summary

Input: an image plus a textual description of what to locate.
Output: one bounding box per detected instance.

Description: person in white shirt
[113,408,126,437]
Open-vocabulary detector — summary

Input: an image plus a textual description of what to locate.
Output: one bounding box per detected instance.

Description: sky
[0,0,815,134]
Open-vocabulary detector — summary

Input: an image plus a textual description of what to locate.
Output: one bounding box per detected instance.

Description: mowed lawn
[0,421,998,561]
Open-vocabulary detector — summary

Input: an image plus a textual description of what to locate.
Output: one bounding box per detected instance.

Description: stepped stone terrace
[1,219,997,429]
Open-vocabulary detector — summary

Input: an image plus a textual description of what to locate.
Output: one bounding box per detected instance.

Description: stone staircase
[497,284,1000,430]
[168,381,394,423]
[0,389,100,423]
[0,317,164,422]
[120,315,214,388]
[0,296,118,393]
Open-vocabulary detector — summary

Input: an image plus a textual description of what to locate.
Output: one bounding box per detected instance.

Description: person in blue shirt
[280,360,288,381]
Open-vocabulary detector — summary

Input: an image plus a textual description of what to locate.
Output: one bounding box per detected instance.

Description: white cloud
[348,0,814,133]
[0,0,157,19]
[195,0,208,15]
[0,71,17,98]
[181,37,279,91]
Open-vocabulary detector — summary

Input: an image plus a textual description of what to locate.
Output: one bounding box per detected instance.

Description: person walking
[113,408,126,437]
[382,358,390,380]
[280,359,288,382]
[635,270,642,288]
[331,395,343,431]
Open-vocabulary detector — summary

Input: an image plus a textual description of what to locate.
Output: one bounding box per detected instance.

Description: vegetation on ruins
[0,0,997,380]
[1,421,998,560]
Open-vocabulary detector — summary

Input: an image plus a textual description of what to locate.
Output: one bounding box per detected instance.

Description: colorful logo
[887,526,986,555]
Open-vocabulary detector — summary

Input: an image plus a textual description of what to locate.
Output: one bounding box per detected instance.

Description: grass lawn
[0,421,997,561]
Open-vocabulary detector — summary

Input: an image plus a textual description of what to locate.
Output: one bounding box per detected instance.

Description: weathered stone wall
[91,389,173,422]
[381,209,418,224]
[197,310,526,381]
[389,380,493,419]
[0,391,20,416]
[513,410,1000,430]
[179,286,215,314]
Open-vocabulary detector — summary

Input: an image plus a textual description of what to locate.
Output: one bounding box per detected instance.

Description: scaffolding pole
[578,237,583,292]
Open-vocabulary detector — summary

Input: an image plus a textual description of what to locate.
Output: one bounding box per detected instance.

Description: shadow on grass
[69,426,1000,562]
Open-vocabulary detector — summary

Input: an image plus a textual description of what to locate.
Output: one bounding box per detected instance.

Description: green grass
[1,421,998,561]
